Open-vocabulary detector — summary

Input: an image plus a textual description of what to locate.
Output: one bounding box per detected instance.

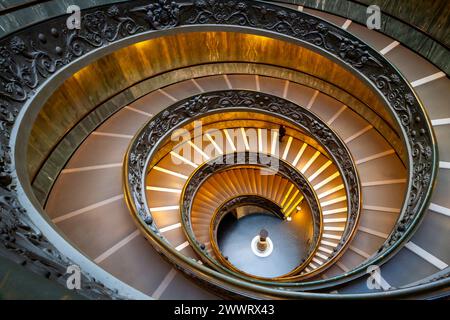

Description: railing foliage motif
[0,0,437,297]
[126,90,361,287]
[179,153,322,278]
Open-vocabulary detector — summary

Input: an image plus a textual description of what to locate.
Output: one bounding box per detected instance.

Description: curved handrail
[0,0,438,298]
[119,0,437,291]
[275,0,450,52]
[125,90,362,290]
[179,154,322,280]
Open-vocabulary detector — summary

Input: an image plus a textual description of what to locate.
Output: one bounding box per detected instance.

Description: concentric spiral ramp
[189,168,307,254]
[45,69,421,296]
[45,96,216,299]
[147,125,353,273]
[287,6,450,291]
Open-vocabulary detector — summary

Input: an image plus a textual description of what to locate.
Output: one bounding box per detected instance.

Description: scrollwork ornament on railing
[0,2,152,299]
[369,72,434,249]
[0,0,437,296]
[131,0,180,30]
[0,36,60,102]
[180,153,322,269]
[127,91,361,279]
[66,5,146,57]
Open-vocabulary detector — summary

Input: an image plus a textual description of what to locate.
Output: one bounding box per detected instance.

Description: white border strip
[124,106,153,117]
[151,268,177,299]
[344,125,372,143]
[149,205,179,212]
[175,241,190,251]
[327,104,347,125]
[349,245,371,259]
[306,90,319,109]
[282,80,290,98]
[157,88,178,102]
[362,205,400,213]
[361,179,407,187]
[160,223,182,233]
[337,262,349,272]
[52,194,124,224]
[94,230,140,264]
[358,226,389,238]
[91,132,133,139]
[223,74,233,89]
[379,41,400,55]
[355,149,395,165]
[152,166,188,180]
[439,161,450,169]
[341,19,352,30]
[191,78,205,92]
[432,118,450,126]
[411,72,446,88]
[146,186,182,193]
[61,163,122,174]
[405,242,448,270]
[429,203,450,217]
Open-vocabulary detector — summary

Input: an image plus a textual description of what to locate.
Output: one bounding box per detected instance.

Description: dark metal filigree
[0,0,438,297]
[131,0,180,30]
[127,91,361,282]
[180,153,322,271]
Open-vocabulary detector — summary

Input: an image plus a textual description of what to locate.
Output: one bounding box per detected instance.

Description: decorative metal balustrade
[126,90,361,288]
[179,153,323,279]
[0,0,441,298]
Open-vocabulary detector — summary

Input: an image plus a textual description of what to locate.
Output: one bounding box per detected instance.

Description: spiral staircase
[0,0,449,300]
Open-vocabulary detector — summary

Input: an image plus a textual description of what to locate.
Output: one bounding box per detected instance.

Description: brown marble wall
[28,31,393,180]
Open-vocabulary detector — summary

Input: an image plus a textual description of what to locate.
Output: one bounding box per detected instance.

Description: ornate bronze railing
[125,89,362,289]
[0,0,440,298]
[179,153,322,280]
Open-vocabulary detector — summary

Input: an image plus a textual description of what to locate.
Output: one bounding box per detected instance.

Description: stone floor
[217,212,307,278]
